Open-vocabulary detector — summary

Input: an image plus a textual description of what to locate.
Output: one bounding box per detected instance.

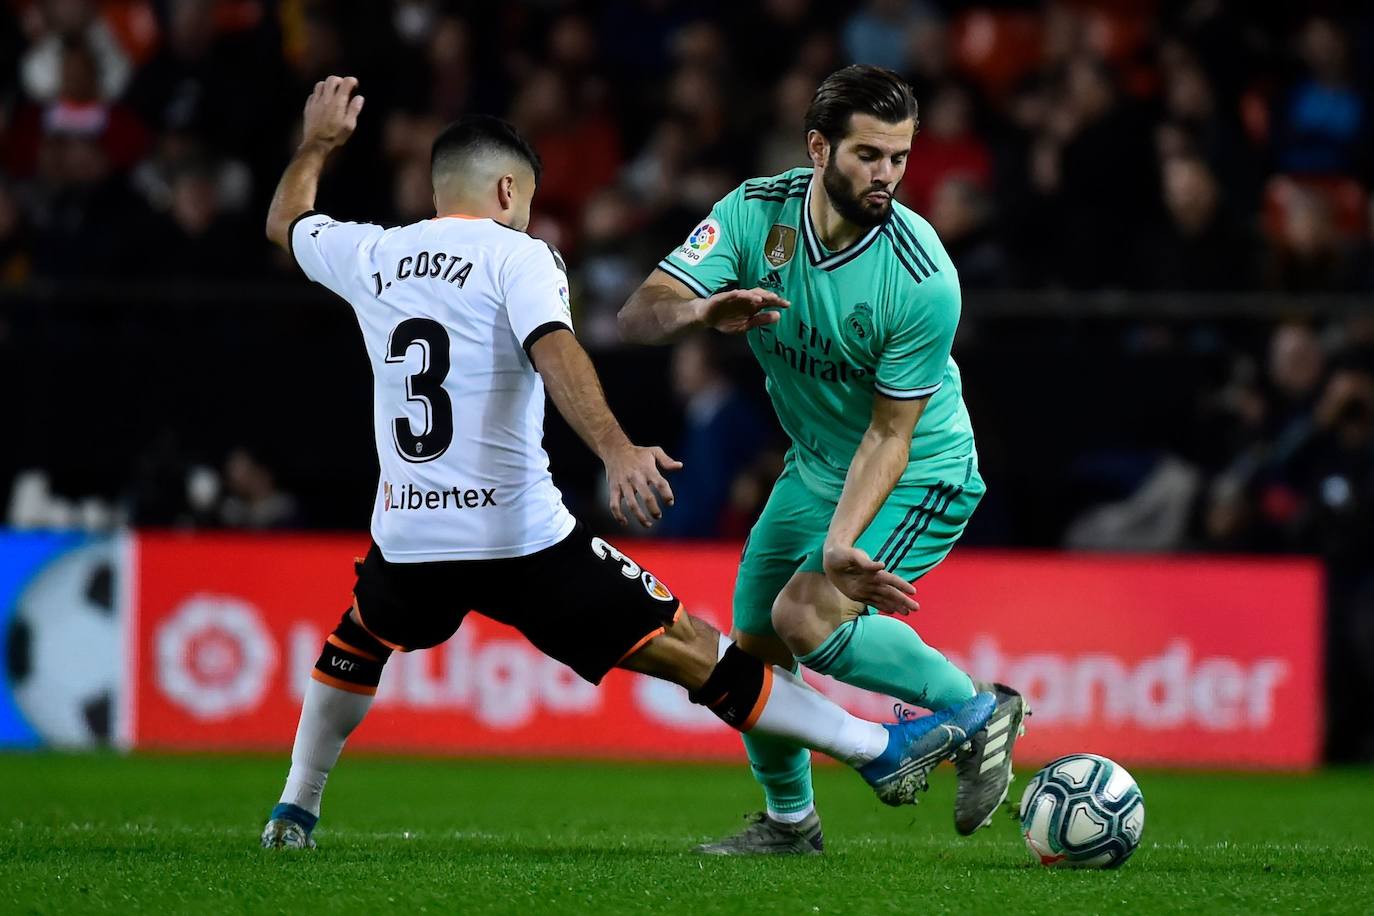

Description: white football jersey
[291,211,577,562]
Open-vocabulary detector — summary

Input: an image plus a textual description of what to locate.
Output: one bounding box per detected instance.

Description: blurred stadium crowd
[2,1,1373,294]
[1,0,1371,557]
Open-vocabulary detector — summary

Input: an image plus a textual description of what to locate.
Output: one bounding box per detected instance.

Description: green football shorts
[732,458,984,637]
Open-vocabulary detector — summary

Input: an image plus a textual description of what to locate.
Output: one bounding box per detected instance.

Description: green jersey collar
[801,181,887,271]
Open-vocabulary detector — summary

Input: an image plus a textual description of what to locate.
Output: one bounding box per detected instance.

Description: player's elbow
[265,211,289,250]
[616,287,663,344]
[615,299,643,343]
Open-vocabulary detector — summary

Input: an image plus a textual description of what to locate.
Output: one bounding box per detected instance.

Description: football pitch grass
[1,754,1370,914]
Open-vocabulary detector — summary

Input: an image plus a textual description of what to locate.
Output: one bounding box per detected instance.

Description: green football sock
[741,731,814,816]
[740,665,814,816]
[798,614,975,711]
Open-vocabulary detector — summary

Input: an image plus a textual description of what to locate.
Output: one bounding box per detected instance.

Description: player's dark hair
[431,114,543,186]
[804,65,919,144]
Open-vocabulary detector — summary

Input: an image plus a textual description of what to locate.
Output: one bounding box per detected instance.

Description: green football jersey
[657,167,977,499]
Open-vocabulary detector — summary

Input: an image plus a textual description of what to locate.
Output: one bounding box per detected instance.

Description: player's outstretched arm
[265,75,365,250]
[617,270,789,344]
[822,394,931,614]
[529,328,683,528]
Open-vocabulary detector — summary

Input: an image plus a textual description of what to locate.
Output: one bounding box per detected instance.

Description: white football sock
[768,803,816,824]
[751,665,889,767]
[279,676,374,816]
[714,635,888,769]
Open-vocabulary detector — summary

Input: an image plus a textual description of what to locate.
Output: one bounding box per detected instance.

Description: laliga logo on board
[799,637,1291,734]
[949,637,1289,731]
[156,595,277,720]
[287,624,599,728]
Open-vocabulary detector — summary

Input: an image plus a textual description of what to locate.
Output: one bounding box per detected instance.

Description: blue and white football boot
[260,803,318,849]
[858,690,996,806]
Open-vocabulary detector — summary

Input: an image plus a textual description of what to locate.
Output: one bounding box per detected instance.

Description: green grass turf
[0,754,1370,915]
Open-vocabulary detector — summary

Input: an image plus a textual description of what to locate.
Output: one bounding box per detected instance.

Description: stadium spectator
[576,187,652,347]
[18,0,133,103]
[898,83,992,216]
[422,15,474,122]
[124,0,279,172]
[0,1,1364,295]
[5,37,150,177]
[1267,323,1329,433]
[726,0,824,85]
[656,335,770,539]
[1274,17,1370,178]
[1155,41,1259,210]
[0,181,32,285]
[842,0,939,74]
[24,127,140,278]
[508,65,621,247]
[756,69,817,176]
[1035,54,1158,288]
[1147,154,1252,291]
[1264,183,1363,291]
[928,176,1010,289]
[219,447,301,530]
[130,157,258,279]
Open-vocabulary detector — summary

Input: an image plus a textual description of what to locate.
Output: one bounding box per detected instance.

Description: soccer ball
[4,540,119,747]
[1019,753,1144,869]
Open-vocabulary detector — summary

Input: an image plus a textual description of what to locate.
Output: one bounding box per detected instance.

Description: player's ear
[806,129,829,169]
[497,174,515,211]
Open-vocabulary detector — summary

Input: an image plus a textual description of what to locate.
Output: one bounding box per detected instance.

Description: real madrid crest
[846,302,875,341]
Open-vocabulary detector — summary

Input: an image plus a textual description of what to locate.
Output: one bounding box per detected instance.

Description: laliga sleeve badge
[671,218,721,265]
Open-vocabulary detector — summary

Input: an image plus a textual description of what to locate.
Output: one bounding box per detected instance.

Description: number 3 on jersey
[385,318,453,462]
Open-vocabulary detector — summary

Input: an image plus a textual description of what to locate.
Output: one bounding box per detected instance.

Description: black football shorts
[350,524,682,684]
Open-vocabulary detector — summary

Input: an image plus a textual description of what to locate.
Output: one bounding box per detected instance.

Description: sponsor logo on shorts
[671,218,720,265]
[641,572,674,602]
[383,482,497,511]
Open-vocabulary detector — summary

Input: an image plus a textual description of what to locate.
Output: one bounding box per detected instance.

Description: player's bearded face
[819,117,914,228]
[822,159,891,227]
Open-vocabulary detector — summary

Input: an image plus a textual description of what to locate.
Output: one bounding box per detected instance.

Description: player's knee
[770,580,836,656]
[622,612,719,689]
[770,585,813,652]
[733,629,794,670]
[313,609,393,696]
[663,613,722,688]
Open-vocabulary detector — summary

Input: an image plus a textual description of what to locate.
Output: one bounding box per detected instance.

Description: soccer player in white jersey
[256,76,994,851]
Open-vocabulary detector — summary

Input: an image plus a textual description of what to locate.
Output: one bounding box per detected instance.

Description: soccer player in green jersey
[619,65,1028,854]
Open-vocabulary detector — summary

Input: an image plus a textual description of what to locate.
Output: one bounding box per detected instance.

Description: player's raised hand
[302,75,365,150]
[821,545,920,615]
[605,445,683,528]
[697,288,789,334]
